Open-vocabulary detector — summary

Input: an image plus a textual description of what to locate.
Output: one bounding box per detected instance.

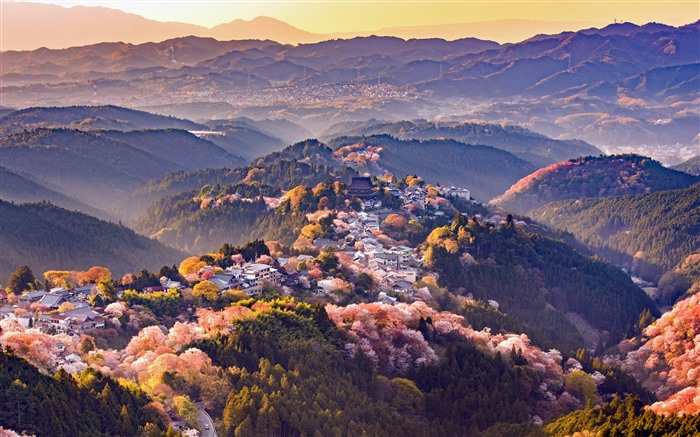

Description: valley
[1,9,698,437]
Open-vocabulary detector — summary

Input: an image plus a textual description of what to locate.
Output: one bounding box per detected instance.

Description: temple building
[346,177,375,198]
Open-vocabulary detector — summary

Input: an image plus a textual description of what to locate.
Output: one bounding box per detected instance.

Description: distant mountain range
[1,3,321,50]
[491,154,700,213]
[2,21,697,151]
[1,2,603,51]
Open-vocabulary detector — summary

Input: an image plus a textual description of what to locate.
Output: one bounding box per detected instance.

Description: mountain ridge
[491,154,700,213]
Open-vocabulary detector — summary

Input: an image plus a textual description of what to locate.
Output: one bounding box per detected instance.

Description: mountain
[0,200,184,281]
[3,24,696,151]
[330,134,537,201]
[208,16,321,44]
[491,154,700,213]
[322,120,600,167]
[99,129,246,170]
[201,119,289,162]
[135,155,358,252]
[0,3,323,51]
[424,214,659,353]
[358,19,601,44]
[0,127,244,218]
[132,139,346,207]
[0,166,109,220]
[0,128,170,213]
[1,2,203,51]
[673,155,700,175]
[529,184,700,282]
[0,105,205,136]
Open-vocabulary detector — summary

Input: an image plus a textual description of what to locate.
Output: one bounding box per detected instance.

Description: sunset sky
[15,0,699,33]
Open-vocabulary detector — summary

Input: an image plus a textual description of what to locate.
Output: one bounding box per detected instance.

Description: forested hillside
[530,184,700,282]
[100,129,245,170]
[132,139,357,211]
[137,180,350,253]
[0,201,183,280]
[0,351,171,437]
[422,214,659,353]
[0,105,204,135]
[492,154,699,213]
[0,127,250,219]
[331,134,536,201]
[323,120,600,167]
[544,395,700,436]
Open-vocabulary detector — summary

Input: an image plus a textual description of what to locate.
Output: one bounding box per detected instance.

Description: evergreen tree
[6,265,36,294]
[235,416,255,437]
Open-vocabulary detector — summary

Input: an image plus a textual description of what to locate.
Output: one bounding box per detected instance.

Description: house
[209,274,245,292]
[37,313,71,333]
[390,279,413,294]
[36,306,106,335]
[242,263,280,287]
[377,292,397,305]
[73,284,97,299]
[440,186,471,199]
[313,238,338,249]
[160,277,183,290]
[143,285,166,293]
[19,289,47,303]
[38,290,70,309]
[385,246,412,266]
[58,352,83,366]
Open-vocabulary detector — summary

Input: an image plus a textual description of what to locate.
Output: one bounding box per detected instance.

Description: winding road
[194,402,217,437]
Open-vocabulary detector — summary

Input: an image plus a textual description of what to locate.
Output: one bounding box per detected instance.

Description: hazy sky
[16,0,699,32]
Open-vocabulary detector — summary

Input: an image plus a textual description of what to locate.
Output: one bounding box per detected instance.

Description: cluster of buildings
[1,287,107,338]
[206,263,282,295]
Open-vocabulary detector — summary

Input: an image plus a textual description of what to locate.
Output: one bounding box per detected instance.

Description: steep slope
[332,135,537,201]
[0,166,109,220]
[202,119,289,162]
[100,129,246,169]
[0,127,249,218]
[491,154,699,213]
[0,128,173,212]
[322,120,600,167]
[424,216,659,353]
[529,184,700,281]
[618,292,700,415]
[132,139,348,208]
[0,200,184,281]
[0,105,205,136]
[0,351,171,436]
